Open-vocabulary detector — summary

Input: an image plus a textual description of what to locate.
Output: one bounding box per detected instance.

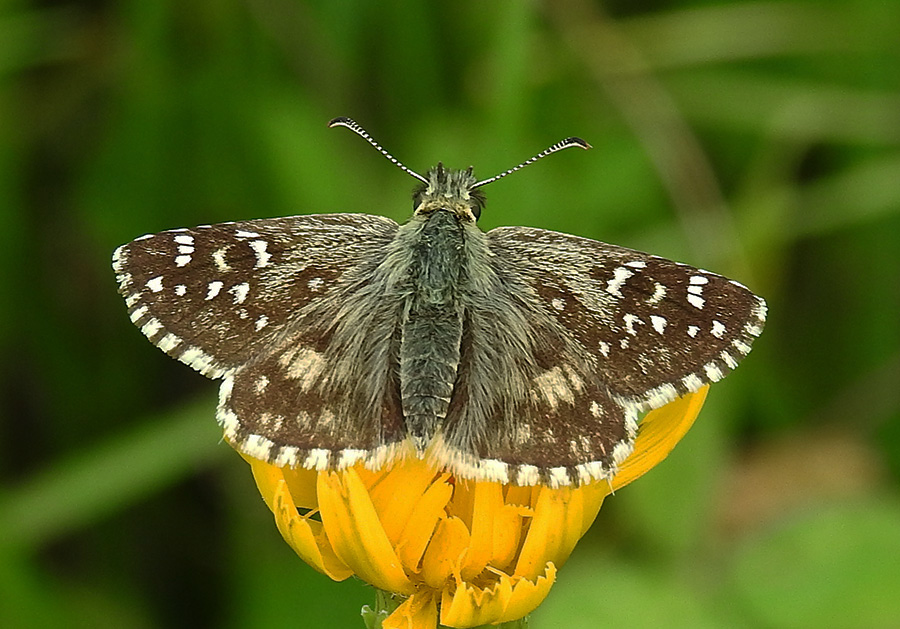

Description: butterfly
[113,117,766,487]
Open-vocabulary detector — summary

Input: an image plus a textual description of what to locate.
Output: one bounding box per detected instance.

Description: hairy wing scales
[427,225,765,486]
[113,214,398,375]
[115,213,410,464]
[487,226,767,410]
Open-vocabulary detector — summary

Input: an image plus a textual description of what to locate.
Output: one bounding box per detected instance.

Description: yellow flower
[241,387,708,628]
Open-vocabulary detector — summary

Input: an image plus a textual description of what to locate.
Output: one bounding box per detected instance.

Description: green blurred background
[1,0,898,627]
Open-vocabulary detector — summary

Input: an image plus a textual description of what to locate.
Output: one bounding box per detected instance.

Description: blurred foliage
[1,0,898,627]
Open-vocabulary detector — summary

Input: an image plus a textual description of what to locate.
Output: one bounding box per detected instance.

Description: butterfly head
[412,163,486,222]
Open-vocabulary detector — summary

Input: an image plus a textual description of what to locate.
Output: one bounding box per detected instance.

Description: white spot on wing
[206,281,223,300]
[218,406,239,441]
[141,317,163,338]
[174,234,194,246]
[175,284,187,296]
[687,293,705,309]
[305,449,331,470]
[721,351,739,369]
[548,467,571,488]
[130,305,148,323]
[338,449,368,468]
[250,240,271,268]
[180,345,225,377]
[230,282,250,304]
[255,315,269,331]
[175,255,191,267]
[687,325,700,338]
[479,459,510,483]
[532,367,575,410]
[308,277,324,291]
[212,248,230,272]
[273,447,300,468]
[732,339,752,354]
[640,382,679,409]
[623,313,644,335]
[283,348,327,392]
[605,266,634,298]
[516,465,540,486]
[146,276,164,293]
[704,363,724,381]
[612,441,633,465]
[681,373,704,391]
[647,282,667,305]
[551,298,565,311]
[711,320,726,338]
[650,315,667,334]
[243,434,273,461]
[157,333,181,352]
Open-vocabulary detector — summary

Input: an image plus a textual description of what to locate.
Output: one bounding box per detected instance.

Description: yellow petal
[445,479,476,529]
[503,484,536,507]
[382,592,439,629]
[460,481,504,579]
[514,486,586,579]
[281,465,320,509]
[242,454,285,511]
[270,478,353,580]
[367,459,444,546]
[494,562,557,624]
[317,470,414,594]
[612,387,709,492]
[551,487,594,568]
[440,562,557,627]
[491,504,531,572]
[576,482,608,537]
[441,575,513,628]
[420,516,470,589]
[396,478,454,571]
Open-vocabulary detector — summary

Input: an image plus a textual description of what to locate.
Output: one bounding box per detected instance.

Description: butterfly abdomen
[398,210,470,448]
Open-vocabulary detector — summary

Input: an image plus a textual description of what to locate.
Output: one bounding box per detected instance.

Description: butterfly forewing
[113,214,399,378]
[486,226,767,411]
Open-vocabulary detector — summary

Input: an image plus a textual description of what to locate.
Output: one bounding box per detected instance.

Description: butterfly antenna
[329,117,429,185]
[471,136,591,189]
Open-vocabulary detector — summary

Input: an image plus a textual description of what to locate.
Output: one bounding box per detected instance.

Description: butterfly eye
[469,189,486,220]
[412,183,427,211]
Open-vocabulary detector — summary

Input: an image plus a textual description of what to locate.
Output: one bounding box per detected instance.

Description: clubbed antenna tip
[471,136,592,190]
[328,117,428,184]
